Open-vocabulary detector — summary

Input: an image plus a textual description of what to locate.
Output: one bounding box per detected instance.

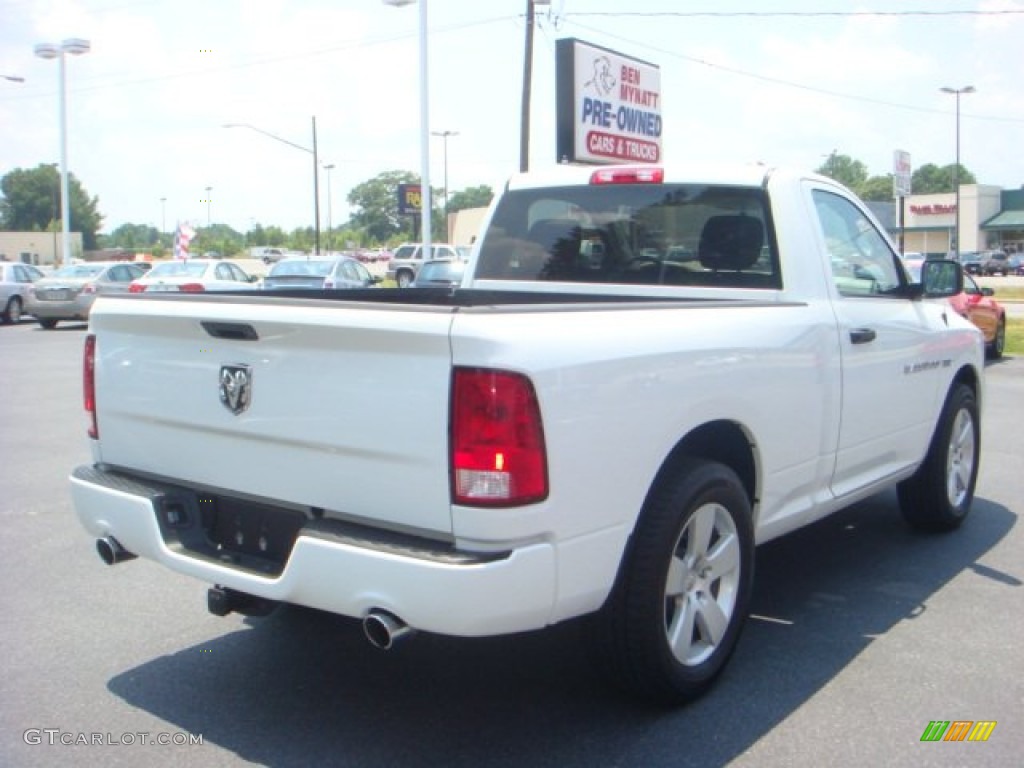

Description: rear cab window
[475,182,780,289]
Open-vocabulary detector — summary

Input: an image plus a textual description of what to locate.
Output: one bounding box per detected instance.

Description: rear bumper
[70,465,558,636]
[31,296,93,319]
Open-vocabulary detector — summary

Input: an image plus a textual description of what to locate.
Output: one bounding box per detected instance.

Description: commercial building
[0,231,83,266]
[888,184,1024,257]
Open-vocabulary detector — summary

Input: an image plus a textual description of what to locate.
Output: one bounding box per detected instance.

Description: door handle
[850,328,877,344]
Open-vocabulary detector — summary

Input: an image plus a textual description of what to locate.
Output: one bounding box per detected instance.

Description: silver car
[0,262,46,324]
[262,257,380,290]
[32,261,147,329]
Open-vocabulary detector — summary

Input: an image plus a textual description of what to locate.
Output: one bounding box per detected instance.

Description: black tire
[2,296,21,324]
[38,318,59,330]
[898,383,979,532]
[396,270,414,288]
[986,319,1005,360]
[588,458,754,705]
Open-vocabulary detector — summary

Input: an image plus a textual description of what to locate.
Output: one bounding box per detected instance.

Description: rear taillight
[451,368,548,506]
[82,283,97,294]
[84,333,98,439]
[178,283,206,292]
[128,282,146,293]
[590,166,664,185]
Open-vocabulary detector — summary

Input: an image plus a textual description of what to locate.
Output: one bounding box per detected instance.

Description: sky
[2,0,1023,237]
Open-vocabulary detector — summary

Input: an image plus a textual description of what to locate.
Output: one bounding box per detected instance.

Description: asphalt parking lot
[1,320,1021,768]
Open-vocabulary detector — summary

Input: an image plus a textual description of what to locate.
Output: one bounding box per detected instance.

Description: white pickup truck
[71,164,984,704]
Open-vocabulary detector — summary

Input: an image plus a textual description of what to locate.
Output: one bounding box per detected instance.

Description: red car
[906,259,1005,359]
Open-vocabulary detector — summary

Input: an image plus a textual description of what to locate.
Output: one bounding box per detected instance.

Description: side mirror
[917,259,963,299]
[981,286,995,297]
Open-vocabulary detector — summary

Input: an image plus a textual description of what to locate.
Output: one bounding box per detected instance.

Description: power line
[565,19,1024,126]
[565,10,1024,20]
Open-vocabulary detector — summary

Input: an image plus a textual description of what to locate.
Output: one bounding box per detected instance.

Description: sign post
[893,150,912,256]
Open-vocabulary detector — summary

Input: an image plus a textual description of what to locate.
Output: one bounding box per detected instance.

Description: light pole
[520,0,550,172]
[160,197,167,235]
[204,186,212,227]
[323,163,335,252]
[34,38,90,268]
[223,119,322,254]
[939,85,975,259]
[384,0,431,252]
[431,130,457,240]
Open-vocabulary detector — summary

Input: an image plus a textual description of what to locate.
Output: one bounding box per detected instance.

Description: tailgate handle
[201,321,259,341]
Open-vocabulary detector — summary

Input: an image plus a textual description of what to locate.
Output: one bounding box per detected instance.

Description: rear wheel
[588,458,754,705]
[2,296,21,324]
[898,383,979,532]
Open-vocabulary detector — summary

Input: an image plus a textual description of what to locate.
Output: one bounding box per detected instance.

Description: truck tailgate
[89,295,457,538]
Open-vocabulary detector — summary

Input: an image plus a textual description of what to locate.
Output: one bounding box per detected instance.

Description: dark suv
[980,250,1010,276]
[958,252,983,275]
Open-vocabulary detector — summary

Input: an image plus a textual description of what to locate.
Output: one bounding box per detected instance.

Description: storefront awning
[981,210,1024,230]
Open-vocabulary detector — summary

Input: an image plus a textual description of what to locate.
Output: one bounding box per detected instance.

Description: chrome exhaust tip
[96,536,137,565]
[363,610,414,650]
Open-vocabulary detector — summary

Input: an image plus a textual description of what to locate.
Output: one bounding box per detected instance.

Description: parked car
[906,258,1005,359]
[129,259,258,293]
[258,248,288,264]
[262,257,379,290]
[958,252,983,275]
[386,242,465,288]
[408,258,467,288]
[0,261,46,324]
[980,250,1010,276]
[1008,254,1024,275]
[31,261,147,329]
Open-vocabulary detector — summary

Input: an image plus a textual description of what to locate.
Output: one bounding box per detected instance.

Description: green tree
[347,170,422,243]
[911,163,976,194]
[193,223,244,256]
[815,154,869,190]
[858,175,897,202]
[106,222,160,249]
[447,185,493,213]
[0,164,104,249]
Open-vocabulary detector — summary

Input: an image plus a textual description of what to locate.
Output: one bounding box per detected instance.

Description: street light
[431,130,458,239]
[34,38,90,268]
[223,118,322,254]
[939,85,976,259]
[384,0,431,253]
[160,197,167,235]
[204,186,212,227]
[323,163,335,252]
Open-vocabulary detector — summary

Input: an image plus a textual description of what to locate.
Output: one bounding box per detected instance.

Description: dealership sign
[397,184,421,216]
[556,38,662,165]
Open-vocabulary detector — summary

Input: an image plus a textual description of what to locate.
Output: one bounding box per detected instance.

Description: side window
[340,261,360,281]
[215,263,233,280]
[812,189,902,296]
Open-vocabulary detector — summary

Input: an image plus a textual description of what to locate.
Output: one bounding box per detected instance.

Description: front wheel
[588,458,754,705]
[986,319,1005,360]
[898,383,979,532]
[396,270,414,288]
